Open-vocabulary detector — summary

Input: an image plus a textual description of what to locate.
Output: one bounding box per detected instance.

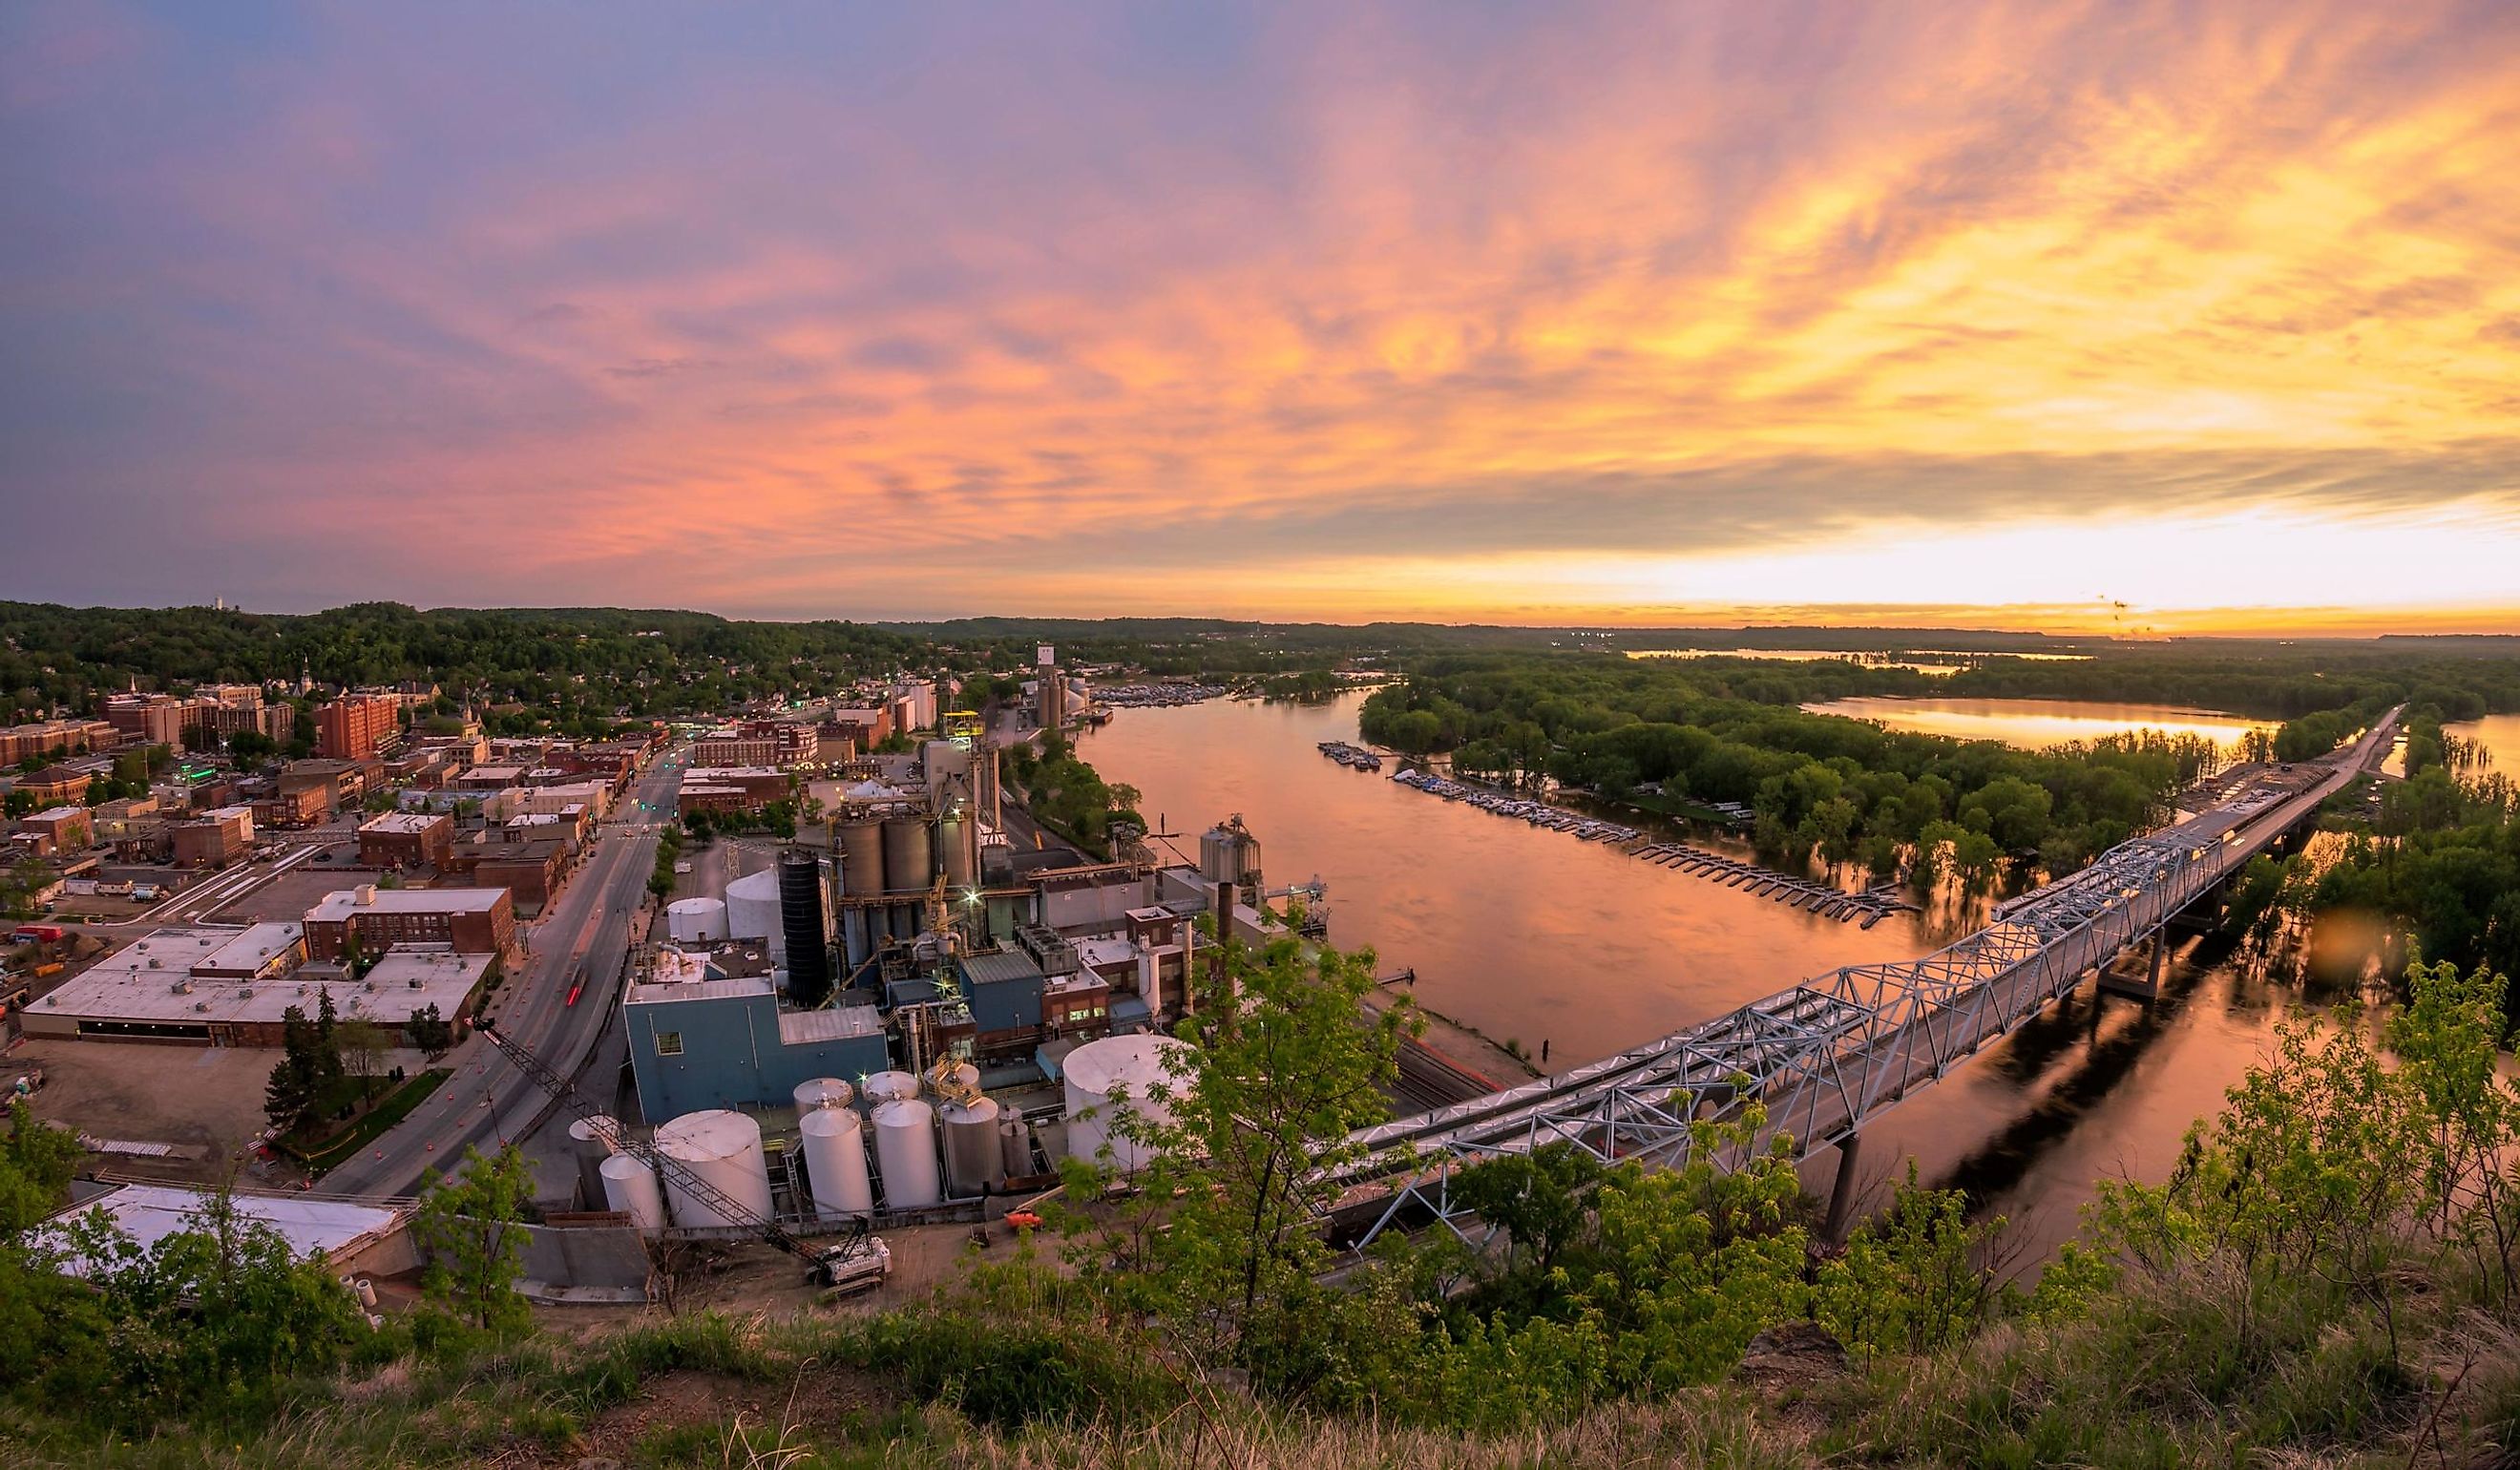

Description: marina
[1316,740,1385,771]
[1090,682,1227,708]
[1387,766,1906,924]
[1389,768,1638,842]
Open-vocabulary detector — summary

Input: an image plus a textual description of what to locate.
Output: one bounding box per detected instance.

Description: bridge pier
[1823,1133,1866,1242]
[2097,924,2167,1001]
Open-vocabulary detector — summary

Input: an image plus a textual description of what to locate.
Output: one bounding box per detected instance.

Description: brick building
[357,811,453,870]
[18,765,94,808]
[170,806,256,869]
[471,840,572,914]
[692,733,780,767]
[280,757,378,808]
[105,694,191,747]
[21,806,94,853]
[315,694,400,761]
[253,783,333,828]
[302,885,515,960]
[0,720,116,764]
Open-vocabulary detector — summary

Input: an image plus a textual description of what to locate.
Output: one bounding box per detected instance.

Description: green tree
[0,1100,83,1231]
[414,1143,536,1336]
[43,1180,368,1427]
[407,1003,455,1062]
[262,1004,324,1133]
[1450,1143,1606,1277]
[1068,928,1417,1392]
[1815,1162,2008,1361]
[338,1019,389,1084]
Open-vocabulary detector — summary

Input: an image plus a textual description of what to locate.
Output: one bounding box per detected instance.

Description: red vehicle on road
[9,925,67,945]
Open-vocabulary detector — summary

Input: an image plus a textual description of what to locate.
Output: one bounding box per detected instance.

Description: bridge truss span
[1341,711,2399,1246]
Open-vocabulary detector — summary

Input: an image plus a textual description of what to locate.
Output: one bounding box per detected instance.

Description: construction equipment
[472,1018,884,1288]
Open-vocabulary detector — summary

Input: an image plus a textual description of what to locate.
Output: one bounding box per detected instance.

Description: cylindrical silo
[837,816,885,897]
[1063,1034,1194,1173]
[940,1096,1004,1197]
[725,868,784,961]
[843,908,872,969]
[600,1153,666,1232]
[779,848,833,1006]
[665,896,727,944]
[863,1069,920,1104]
[653,1110,774,1228]
[872,1098,942,1208]
[998,1113,1033,1178]
[791,1077,854,1113]
[939,809,976,890]
[881,815,934,893]
[567,1115,618,1209]
[800,1106,875,1217]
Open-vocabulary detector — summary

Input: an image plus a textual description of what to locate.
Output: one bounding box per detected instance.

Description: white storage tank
[1063,1034,1194,1172]
[791,1077,854,1113]
[566,1114,618,1208]
[872,1098,942,1208]
[939,1096,1004,1198]
[599,1153,667,1232]
[664,896,728,945]
[799,1105,876,1217]
[653,1109,774,1228]
[725,868,784,962]
[863,1070,920,1104]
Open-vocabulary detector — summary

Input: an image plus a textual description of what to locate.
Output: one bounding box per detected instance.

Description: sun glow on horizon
[3,2,2517,623]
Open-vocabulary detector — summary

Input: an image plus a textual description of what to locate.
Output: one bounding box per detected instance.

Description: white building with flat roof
[40,1184,413,1278]
[18,924,481,1045]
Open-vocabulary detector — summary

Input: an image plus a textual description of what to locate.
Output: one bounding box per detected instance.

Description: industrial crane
[472,1018,883,1289]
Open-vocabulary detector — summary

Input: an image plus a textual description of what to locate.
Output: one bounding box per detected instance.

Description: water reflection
[1079,691,2341,1260]
[1801,695,2270,750]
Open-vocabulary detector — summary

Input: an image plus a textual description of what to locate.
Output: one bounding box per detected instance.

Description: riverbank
[1363,980,1544,1086]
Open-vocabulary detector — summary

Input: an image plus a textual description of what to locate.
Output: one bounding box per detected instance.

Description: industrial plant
[585,704,1303,1250]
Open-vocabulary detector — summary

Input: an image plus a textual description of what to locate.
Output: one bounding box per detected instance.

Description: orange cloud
[3,1,2515,623]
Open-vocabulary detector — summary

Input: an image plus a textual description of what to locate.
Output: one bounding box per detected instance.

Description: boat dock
[1628,842,1916,927]
[1318,741,1385,771]
[1390,769,1640,843]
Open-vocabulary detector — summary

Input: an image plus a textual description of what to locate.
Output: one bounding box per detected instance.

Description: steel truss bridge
[1343,711,2401,1248]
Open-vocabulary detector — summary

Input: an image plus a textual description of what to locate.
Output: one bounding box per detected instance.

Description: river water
[1800,696,2270,750]
[1078,690,2315,1259]
[2445,713,2520,773]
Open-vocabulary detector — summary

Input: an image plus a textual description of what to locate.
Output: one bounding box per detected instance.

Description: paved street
[322,752,686,1197]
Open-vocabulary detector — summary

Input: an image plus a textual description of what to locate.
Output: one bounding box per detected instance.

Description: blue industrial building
[624,966,891,1123]
[959,949,1044,1034]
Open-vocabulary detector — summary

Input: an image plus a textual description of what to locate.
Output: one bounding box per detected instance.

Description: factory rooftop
[40,1184,406,1277]
[25,927,485,1039]
[304,886,509,921]
[776,1003,885,1045]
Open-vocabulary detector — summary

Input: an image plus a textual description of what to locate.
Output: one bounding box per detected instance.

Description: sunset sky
[4,2,2517,632]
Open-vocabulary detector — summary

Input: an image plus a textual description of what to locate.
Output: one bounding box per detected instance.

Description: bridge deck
[1336,712,2397,1196]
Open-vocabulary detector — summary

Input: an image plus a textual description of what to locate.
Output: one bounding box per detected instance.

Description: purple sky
[6,2,2518,630]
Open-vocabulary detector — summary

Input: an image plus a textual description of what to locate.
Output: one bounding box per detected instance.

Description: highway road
[323,751,687,1197]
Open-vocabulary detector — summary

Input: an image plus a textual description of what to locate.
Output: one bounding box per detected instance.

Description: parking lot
[207,865,372,925]
[21,1039,285,1182]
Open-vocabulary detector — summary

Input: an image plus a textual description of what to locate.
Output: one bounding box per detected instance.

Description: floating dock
[1629,842,1916,927]
[1390,769,1639,843]
[1317,741,1385,771]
